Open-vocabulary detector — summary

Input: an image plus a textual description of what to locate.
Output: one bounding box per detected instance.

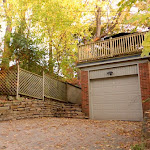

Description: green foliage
[142,31,150,56]
[0,0,90,79]
[84,0,127,37]
[29,0,90,78]
[143,97,150,103]
[131,143,145,150]
[2,0,149,80]
[118,0,150,55]
[10,31,47,75]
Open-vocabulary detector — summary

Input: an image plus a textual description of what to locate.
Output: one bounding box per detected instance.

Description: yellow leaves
[106,133,111,137]
[0,118,143,150]
[135,1,147,10]
[142,31,150,57]
[143,31,150,43]
[106,144,113,148]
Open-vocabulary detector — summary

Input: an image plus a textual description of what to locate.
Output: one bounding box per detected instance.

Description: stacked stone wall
[0,96,85,121]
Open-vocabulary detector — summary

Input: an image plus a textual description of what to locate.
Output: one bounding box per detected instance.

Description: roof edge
[77,55,150,69]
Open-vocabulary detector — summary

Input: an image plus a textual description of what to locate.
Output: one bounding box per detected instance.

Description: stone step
[54,103,87,119]
[61,106,81,109]
[58,108,82,112]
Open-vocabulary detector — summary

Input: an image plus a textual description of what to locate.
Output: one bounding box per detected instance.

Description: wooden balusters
[78,32,146,62]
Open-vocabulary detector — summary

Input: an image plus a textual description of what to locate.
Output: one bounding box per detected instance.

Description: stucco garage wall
[67,84,81,104]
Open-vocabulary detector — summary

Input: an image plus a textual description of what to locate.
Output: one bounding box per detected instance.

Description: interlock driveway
[0,117,142,150]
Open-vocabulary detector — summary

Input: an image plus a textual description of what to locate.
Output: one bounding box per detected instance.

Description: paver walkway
[0,118,142,150]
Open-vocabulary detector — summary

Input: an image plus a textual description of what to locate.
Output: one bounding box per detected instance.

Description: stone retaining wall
[55,103,87,119]
[0,96,85,121]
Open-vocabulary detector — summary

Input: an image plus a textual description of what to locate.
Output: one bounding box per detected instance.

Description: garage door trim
[88,64,143,121]
[89,65,138,79]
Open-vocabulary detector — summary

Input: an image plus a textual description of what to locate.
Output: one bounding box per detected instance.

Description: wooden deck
[78,32,146,63]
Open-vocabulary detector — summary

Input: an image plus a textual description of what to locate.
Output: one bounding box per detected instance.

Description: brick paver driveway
[0,118,142,150]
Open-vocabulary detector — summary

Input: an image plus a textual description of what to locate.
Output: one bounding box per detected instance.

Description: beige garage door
[90,75,143,121]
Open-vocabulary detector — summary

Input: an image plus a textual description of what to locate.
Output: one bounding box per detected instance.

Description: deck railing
[78,32,146,62]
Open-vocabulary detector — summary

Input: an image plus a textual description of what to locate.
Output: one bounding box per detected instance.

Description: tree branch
[94,11,122,42]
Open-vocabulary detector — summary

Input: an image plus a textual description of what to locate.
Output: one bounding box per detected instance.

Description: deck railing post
[110,37,114,57]
[78,45,80,62]
[78,32,146,62]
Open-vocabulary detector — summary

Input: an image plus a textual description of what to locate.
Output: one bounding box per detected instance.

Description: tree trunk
[48,41,54,75]
[95,6,101,38]
[1,0,12,70]
[47,25,54,75]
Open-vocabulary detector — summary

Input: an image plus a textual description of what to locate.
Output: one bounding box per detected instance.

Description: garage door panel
[94,110,142,115]
[92,93,140,100]
[90,75,143,121]
[92,82,140,88]
[93,103,142,109]
[91,75,139,87]
[93,111,142,121]
[93,103,142,110]
[92,88,140,96]
[92,86,140,92]
[92,93,140,98]
[90,65,138,79]
[92,95,141,104]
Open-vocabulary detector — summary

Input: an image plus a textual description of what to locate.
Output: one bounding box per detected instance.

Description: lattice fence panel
[0,69,17,95]
[44,74,67,101]
[19,69,43,99]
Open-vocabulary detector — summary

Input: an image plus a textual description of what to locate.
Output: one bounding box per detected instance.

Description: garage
[89,65,143,121]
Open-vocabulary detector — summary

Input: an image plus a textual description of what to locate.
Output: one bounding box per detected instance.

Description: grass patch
[131,143,145,150]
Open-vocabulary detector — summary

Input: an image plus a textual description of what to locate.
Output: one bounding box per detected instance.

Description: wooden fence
[0,69,17,95]
[0,67,67,101]
[78,32,146,62]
